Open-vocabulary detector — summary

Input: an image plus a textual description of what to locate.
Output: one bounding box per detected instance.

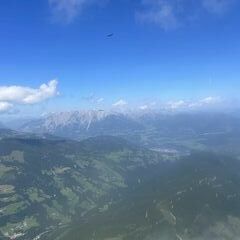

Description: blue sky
[0,0,240,115]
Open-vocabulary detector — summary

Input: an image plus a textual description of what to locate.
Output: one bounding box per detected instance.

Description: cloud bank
[0,80,59,113]
[136,96,223,112]
[165,96,222,110]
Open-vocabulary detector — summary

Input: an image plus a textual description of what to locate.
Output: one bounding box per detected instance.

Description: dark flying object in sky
[107,33,114,37]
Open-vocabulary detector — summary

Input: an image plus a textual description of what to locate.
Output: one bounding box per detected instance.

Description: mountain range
[6,110,240,155]
[13,110,239,136]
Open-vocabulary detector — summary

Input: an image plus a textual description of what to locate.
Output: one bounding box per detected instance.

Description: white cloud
[136,1,178,30]
[139,102,157,110]
[49,0,107,23]
[112,99,128,107]
[0,80,59,114]
[166,100,186,109]
[136,0,178,30]
[200,96,221,104]
[189,96,221,108]
[164,96,222,110]
[202,0,234,14]
[0,102,13,113]
[49,0,89,23]
[48,0,236,27]
[136,0,235,30]
[139,105,149,110]
[0,80,59,104]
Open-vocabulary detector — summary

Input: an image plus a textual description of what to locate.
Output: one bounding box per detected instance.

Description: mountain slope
[0,135,163,240]
[55,152,240,240]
